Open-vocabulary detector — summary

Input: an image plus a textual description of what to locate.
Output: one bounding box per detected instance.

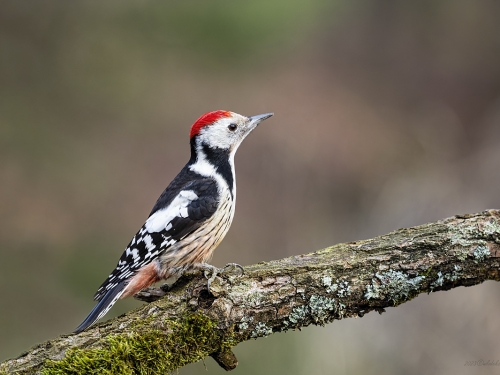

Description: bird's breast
[158,188,235,271]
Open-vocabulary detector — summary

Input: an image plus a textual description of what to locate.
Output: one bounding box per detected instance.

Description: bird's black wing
[94,177,219,301]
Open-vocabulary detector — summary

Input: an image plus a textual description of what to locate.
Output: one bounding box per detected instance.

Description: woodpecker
[74,110,273,333]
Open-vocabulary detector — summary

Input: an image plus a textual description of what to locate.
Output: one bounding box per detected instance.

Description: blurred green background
[1,1,500,374]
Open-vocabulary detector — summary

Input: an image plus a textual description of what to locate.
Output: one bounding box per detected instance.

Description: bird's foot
[198,264,219,290]
[221,262,245,276]
[196,263,244,290]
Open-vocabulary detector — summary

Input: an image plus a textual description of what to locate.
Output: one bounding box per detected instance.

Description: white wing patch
[125,248,139,259]
[145,190,198,233]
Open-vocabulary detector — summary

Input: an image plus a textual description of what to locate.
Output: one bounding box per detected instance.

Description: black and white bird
[74,110,273,333]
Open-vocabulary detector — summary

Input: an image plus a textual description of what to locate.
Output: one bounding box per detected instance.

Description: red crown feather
[190,110,232,139]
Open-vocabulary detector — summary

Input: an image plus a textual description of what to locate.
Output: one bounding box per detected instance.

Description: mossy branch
[2,210,500,374]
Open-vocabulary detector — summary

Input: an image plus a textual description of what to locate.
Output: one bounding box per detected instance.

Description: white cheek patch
[145,190,198,233]
[197,117,244,150]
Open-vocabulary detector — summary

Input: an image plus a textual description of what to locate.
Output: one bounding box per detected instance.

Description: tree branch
[2,210,500,374]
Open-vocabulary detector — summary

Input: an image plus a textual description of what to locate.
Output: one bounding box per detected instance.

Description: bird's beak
[247,113,274,128]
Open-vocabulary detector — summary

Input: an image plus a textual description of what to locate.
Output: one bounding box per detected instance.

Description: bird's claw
[199,263,244,290]
[202,265,219,290]
[221,262,245,276]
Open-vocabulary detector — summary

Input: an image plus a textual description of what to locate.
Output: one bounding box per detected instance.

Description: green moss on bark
[42,313,234,375]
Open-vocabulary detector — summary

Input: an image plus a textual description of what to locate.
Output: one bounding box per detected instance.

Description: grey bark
[2,210,500,374]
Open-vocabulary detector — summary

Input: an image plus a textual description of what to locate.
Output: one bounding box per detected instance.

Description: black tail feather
[74,281,126,334]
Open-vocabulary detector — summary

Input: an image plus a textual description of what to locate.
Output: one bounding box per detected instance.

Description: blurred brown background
[1,1,500,374]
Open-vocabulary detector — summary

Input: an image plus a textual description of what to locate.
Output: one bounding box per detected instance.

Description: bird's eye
[228,123,238,131]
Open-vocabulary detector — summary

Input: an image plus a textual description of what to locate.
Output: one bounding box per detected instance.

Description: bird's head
[190,110,273,153]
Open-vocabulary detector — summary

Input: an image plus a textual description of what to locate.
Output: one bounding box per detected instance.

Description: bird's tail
[74,281,127,333]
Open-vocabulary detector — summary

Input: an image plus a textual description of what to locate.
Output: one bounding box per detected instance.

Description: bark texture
[2,210,500,374]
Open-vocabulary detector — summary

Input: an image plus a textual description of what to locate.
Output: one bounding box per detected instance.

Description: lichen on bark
[1,210,500,374]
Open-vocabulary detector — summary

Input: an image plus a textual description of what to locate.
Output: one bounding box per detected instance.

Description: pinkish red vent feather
[190,110,231,138]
